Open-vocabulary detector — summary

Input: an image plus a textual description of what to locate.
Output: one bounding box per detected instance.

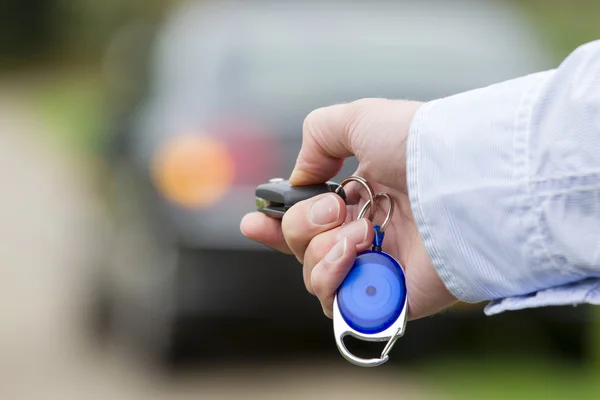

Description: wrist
[393,99,424,194]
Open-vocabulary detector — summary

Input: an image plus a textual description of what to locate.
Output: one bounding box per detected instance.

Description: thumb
[289,102,361,185]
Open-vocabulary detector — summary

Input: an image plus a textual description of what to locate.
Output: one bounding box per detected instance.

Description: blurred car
[90,0,581,368]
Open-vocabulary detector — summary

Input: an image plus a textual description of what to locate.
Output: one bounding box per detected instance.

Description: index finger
[240,212,292,254]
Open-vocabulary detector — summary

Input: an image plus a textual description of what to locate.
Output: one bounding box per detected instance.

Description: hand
[240,98,457,320]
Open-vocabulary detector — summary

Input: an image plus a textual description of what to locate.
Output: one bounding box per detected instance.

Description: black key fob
[255,178,346,218]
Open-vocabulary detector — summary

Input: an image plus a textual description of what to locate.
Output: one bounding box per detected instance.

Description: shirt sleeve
[406,40,600,315]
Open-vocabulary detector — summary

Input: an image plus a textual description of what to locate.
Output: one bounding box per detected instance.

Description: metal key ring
[357,192,394,232]
[335,176,376,221]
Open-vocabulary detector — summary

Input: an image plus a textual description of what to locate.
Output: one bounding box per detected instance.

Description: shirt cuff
[406,69,590,311]
[484,278,600,315]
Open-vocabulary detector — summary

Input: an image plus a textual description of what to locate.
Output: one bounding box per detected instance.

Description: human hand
[240,98,458,320]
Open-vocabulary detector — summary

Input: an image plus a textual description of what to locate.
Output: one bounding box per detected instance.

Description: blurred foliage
[421,357,600,400]
[2,0,176,156]
[29,72,105,154]
[0,0,175,70]
[0,0,60,68]
[516,0,600,62]
[56,0,174,67]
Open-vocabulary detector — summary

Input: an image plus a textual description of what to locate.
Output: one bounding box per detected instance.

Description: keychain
[332,178,407,367]
[255,176,407,367]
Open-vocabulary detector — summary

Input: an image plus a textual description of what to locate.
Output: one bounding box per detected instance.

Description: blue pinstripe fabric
[407,40,600,315]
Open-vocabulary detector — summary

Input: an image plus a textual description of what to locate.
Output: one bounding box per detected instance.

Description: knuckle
[303,271,315,295]
[303,234,332,272]
[302,106,326,137]
[303,237,327,295]
[322,304,333,319]
[344,99,377,157]
[310,267,325,299]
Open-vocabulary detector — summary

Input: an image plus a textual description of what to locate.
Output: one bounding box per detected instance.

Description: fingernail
[337,219,368,244]
[326,237,347,262]
[310,195,340,225]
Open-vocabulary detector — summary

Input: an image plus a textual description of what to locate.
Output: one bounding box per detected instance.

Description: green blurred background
[1,1,599,399]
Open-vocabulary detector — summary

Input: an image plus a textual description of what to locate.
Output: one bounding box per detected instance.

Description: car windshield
[251,45,472,94]
[207,34,485,114]
[150,1,550,120]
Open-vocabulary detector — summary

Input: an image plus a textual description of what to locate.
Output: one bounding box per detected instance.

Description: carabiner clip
[332,180,408,367]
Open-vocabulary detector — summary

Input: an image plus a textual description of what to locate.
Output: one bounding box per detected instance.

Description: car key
[255,178,346,218]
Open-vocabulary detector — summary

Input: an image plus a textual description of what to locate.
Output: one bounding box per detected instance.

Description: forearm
[407,40,600,314]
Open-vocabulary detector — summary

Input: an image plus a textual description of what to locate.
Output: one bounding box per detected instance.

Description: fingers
[240,212,292,254]
[303,218,373,299]
[309,237,356,318]
[240,192,348,259]
[308,224,374,318]
[281,193,347,263]
[289,101,363,185]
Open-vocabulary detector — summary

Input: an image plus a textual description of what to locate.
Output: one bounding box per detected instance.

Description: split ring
[335,176,376,221]
[357,192,394,232]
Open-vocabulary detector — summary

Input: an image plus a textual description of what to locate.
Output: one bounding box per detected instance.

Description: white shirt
[407,40,600,315]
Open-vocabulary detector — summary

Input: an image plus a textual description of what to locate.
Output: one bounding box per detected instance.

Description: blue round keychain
[331,187,408,367]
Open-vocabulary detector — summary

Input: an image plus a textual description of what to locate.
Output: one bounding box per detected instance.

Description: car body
[91,0,581,368]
